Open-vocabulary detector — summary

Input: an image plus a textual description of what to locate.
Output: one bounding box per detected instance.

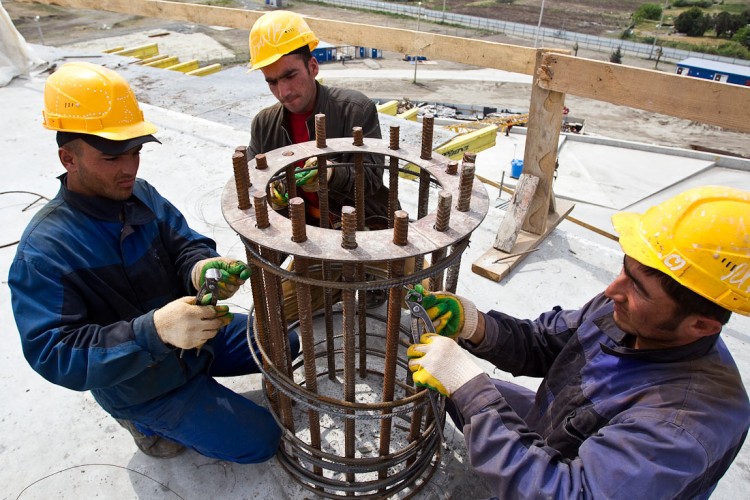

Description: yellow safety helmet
[249,10,319,71]
[613,186,750,315]
[42,62,157,141]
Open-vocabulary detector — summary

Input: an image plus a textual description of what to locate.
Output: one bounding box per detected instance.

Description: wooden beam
[472,199,575,282]
[493,173,539,252]
[522,50,566,235]
[19,0,538,75]
[537,52,750,135]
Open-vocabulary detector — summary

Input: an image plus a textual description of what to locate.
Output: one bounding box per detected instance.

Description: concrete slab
[2,44,750,500]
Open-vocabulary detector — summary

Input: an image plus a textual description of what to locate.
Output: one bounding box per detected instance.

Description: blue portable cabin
[312,41,382,64]
[675,58,750,86]
[312,41,337,63]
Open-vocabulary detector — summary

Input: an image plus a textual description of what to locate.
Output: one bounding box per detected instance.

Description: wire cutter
[181,268,221,358]
[404,287,445,443]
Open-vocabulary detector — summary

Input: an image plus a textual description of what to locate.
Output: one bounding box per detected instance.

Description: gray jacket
[249,82,390,220]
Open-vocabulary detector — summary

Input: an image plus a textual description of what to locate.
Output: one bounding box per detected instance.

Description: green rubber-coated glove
[414,284,478,339]
[191,257,251,301]
[154,297,233,350]
[407,333,484,397]
[295,157,319,190]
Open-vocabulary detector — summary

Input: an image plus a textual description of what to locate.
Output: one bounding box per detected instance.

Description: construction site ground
[2,2,750,499]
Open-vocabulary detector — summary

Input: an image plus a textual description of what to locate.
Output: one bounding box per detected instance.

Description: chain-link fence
[309,0,750,67]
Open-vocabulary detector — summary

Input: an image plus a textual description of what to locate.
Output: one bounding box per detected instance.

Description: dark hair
[641,266,732,325]
[287,45,313,65]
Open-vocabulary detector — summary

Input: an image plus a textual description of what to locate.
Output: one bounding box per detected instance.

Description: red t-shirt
[288,112,320,219]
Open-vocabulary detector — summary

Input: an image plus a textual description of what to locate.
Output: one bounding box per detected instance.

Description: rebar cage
[222,114,489,498]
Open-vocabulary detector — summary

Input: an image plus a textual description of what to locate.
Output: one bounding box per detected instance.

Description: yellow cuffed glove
[154,296,233,350]
[269,180,289,210]
[414,284,478,339]
[191,257,251,301]
[407,333,484,397]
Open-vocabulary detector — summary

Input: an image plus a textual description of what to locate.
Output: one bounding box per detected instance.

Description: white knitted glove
[190,257,251,300]
[407,333,484,397]
[154,297,232,350]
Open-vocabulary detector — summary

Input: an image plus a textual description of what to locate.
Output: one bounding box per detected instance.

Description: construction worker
[248,10,393,317]
[8,62,299,462]
[408,186,750,498]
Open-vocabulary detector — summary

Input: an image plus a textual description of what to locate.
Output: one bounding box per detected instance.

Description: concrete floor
[2,44,750,499]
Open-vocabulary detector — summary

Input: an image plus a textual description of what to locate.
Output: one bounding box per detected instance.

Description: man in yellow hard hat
[8,62,299,462]
[406,186,750,498]
[248,10,394,316]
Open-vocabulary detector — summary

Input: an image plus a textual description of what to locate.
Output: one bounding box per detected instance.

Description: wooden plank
[522,50,566,236]
[537,52,750,135]
[493,173,539,252]
[18,0,539,75]
[472,199,575,282]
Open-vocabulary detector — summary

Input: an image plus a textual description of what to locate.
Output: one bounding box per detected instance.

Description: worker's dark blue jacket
[453,293,750,499]
[9,175,218,415]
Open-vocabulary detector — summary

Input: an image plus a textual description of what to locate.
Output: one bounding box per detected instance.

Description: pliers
[180,268,221,358]
[404,287,445,443]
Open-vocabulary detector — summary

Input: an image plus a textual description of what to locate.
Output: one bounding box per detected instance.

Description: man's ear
[58,147,77,173]
[309,56,319,78]
[685,315,723,340]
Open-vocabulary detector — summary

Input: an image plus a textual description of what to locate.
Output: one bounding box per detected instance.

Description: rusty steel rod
[223,114,488,498]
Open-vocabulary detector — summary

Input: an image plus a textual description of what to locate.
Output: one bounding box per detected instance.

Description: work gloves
[407,333,484,397]
[154,296,233,350]
[269,157,333,209]
[413,284,478,340]
[191,257,251,303]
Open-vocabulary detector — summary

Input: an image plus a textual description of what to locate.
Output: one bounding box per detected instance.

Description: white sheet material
[0,0,46,86]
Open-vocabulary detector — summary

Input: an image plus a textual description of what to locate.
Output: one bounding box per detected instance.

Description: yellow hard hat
[613,186,750,316]
[249,10,319,71]
[42,62,157,141]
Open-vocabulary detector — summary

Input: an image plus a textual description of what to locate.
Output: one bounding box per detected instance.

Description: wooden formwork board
[472,198,575,282]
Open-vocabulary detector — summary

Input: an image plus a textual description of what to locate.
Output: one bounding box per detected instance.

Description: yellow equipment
[613,186,750,315]
[42,62,157,141]
[446,113,528,135]
[249,10,319,71]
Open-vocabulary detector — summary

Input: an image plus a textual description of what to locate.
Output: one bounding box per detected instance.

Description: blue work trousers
[127,314,300,463]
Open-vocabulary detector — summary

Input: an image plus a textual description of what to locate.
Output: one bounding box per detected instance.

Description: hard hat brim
[58,131,161,155]
[612,211,669,274]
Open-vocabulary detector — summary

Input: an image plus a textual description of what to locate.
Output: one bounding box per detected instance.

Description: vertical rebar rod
[446,160,458,175]
[342,260,357,484]
[457,161,475,213]
[253,192,270,229]
[286,164,297,201]
[315,114,327,149]
[429,191,452,291]
[357,262,367,379]
[289,198,307,243]
[387,126,400,229]
[378,210,409,477]
[288,198,322,475]
[341,206,358,250]
[352,127,365,232]
[420,114,434,160]
[233,149,251,210]
[259,248,295,433]
[415,165,431,272]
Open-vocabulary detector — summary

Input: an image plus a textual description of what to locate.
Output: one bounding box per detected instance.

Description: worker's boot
[116,419,186,458]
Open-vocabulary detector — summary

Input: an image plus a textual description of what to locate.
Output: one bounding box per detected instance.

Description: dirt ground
[6,0,749,157]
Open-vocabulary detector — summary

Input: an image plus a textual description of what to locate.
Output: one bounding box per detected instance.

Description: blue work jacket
[453,293,750,499]
[9,175,219,414]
